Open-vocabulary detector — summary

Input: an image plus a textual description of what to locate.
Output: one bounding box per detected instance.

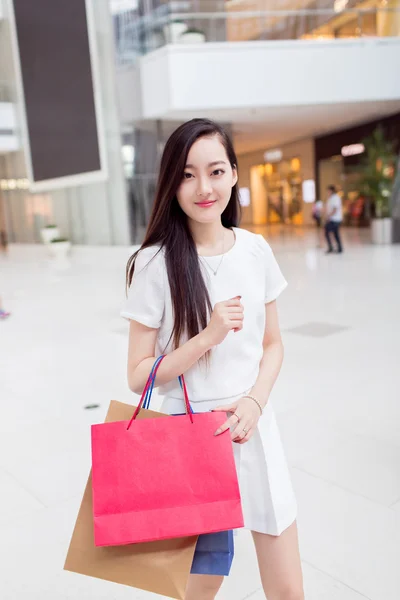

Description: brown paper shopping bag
[64,400,197,600]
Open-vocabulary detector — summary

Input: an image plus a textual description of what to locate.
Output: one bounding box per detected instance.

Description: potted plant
[358,127,397,245]
[49,237,71,258]
[179,27,206,43]
[391,155,400,243]
[40,224,60,245]
[163,19,188,43]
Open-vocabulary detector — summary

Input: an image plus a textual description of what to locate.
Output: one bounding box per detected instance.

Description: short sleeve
[256,235,288,303]
[121,247,165,328]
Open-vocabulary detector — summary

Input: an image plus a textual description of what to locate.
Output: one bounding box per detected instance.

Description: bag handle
[127,356,193,429]
[143,355,164,410]
[142,356,191,412]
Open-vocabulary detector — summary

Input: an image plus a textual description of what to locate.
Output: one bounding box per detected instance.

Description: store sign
[264,149,283,163]
[239,187,251,207]
[341,143,365,157]
[302,179,316,204]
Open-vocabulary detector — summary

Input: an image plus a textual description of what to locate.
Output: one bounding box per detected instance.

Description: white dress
[121,228,297,536]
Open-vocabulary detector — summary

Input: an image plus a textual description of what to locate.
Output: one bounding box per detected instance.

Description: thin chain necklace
[200,231,225,277]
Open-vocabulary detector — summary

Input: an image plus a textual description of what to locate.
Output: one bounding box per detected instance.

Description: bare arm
[213,300,284,442]
[249,300,284,408]
[329,206,338,218]
[328,196,339,218]
[127,297,244,394]
[127,321,212,394]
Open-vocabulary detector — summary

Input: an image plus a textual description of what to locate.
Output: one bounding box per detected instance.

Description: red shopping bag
[91,357,243,547]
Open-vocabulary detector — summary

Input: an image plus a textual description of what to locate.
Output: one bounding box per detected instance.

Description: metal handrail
[169,8,400,19]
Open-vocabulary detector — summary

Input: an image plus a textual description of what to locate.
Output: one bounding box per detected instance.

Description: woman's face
[176,135,237,224]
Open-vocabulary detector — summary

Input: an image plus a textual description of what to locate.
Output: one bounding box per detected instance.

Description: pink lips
[196,200,216,208]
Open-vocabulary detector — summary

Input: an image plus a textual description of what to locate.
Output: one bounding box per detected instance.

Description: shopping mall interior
[1,1,400,600]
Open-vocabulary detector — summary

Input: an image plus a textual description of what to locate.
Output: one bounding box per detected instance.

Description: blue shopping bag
[191,530,234,576]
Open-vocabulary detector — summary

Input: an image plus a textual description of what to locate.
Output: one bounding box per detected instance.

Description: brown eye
[183,172,193,180]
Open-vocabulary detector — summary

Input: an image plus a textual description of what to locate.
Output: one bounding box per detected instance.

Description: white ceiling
[167,99,400,155]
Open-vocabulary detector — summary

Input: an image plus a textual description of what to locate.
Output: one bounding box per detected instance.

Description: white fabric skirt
[160,391,297,537]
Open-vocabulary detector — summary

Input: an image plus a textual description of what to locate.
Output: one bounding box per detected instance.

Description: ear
[232,164,238,187]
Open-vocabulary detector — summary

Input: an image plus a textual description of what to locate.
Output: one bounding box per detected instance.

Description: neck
[189,219,226,249]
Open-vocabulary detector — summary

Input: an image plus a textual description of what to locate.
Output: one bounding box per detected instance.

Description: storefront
[315,112,400,226]
[237,138,315,229]
[226,0,400,42]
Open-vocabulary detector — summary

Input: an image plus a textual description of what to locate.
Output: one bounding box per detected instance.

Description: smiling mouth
[195,200,216,207]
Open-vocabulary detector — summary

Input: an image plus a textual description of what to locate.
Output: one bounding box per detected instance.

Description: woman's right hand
[203,296,244,347]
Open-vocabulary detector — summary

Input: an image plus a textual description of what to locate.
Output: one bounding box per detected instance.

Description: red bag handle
[127,356,193,429]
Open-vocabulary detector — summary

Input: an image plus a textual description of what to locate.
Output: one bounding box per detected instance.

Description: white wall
[140,50,172,118]
[90,0,131,246]
[0,102,19,152]
[128,38,400,119]
[116,64,143,124]
[0,102,16,128]
[0,133,18,152]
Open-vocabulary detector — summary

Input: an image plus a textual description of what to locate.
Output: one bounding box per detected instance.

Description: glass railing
[114,5,400,65]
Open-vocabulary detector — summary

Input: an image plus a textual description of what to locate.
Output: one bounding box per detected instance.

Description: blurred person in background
[325,185,343,254]
[0,203,10,318]
[0,296,10,320]
[312,198,324,247]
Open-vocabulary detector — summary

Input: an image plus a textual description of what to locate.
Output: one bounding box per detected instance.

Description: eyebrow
[185,160,227,169]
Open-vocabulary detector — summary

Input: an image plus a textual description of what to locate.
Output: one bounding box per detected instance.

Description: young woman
[122,119,304,600]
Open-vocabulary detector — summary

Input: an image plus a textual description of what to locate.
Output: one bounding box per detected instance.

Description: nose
[196,177,212,198]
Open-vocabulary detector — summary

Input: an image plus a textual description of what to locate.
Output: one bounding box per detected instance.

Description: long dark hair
[126,118,241,350]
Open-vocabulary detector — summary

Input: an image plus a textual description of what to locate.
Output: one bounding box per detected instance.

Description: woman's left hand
[212,396,262,444]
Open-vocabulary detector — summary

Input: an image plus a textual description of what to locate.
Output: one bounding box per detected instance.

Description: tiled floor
[1,227,399,600]
[285,322,351,338]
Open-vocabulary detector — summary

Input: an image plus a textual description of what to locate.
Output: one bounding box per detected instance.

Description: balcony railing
[113,6,400,66]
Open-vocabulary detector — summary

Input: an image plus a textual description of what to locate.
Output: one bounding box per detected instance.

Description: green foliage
[358,127,397,219]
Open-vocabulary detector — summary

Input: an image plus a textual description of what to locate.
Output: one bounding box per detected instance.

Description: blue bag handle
[143,356,193,414]
[143,355,164,410]
[127,356,193,429]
